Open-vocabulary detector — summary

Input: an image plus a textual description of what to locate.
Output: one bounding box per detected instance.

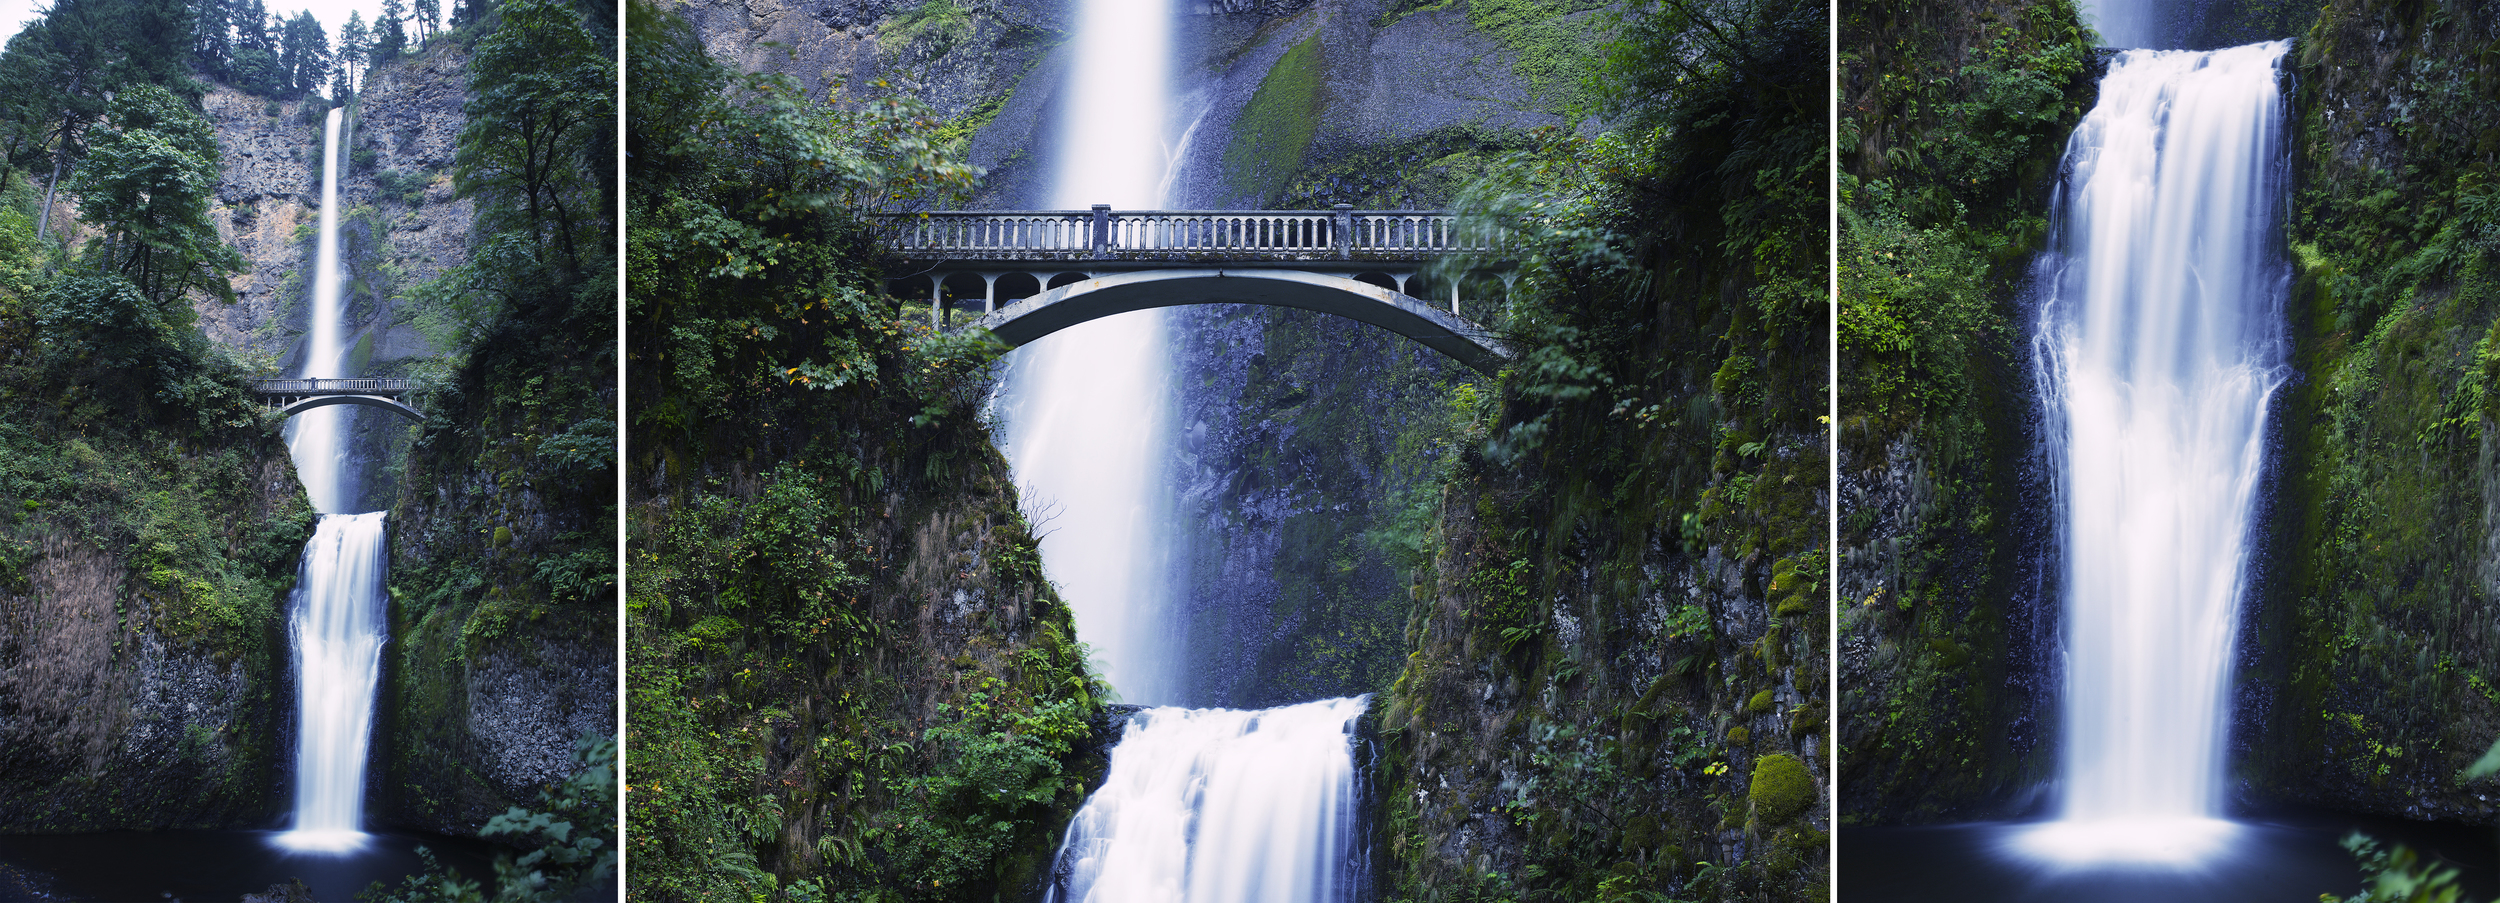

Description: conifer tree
[337,10,366,93]
[374,0,406,61]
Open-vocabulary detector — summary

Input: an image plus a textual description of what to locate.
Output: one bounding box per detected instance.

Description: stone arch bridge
[253,378,424,420]
[877,205,1517,374]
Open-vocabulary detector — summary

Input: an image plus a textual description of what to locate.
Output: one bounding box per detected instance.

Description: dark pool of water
[1844,810,2500,902]
[0,830,498,902]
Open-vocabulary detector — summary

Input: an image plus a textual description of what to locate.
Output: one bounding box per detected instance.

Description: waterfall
[1044,697,1368,903]
[996,0,1182,704]
[274,512,389,853]
[288,106,355,514]
[2015,41,2291,865]
[997,0,1371,891]
[274,105,391,854]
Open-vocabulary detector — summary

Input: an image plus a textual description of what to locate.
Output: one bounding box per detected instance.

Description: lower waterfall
[1045,697,1368,903]
[2014,40,2291,865]
[274,512,390,853]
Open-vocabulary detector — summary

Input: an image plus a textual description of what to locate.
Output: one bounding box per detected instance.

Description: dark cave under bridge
[253,377,424,420]
[878,205,1518,374]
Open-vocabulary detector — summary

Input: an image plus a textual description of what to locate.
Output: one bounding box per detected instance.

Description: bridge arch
[964,269,1512,373]
[273,394,426,421]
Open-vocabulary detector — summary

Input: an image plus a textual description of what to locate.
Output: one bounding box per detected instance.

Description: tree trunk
[37,155,64,240]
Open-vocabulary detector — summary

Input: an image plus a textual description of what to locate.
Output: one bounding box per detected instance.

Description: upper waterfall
[287,106,357,515]
[2016,40,2291,865]
[994,0,1186,704]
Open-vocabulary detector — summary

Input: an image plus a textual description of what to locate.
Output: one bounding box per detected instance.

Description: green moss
[1220,35,1324,205]
[1748,753,1814,826]
[1727,725,1750,744]
[1462,0,1610,112]
[1747,689,1776,714]
[880,0,971,57]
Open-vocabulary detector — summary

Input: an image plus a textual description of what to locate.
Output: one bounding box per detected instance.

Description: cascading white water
[274,106,391,854]
[1045,697,1368,903]
[274,512,389,853]
[1003,0,1369,893]
[2014,41,2291,865]
[289,107,354,513]
[995,0,1182,704]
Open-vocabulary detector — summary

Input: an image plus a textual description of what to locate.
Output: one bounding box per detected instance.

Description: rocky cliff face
[198,42,469,376]
[675,0,1573,206]
[1835,0,2095,824]
[0,436,312,832]
[2234,0,2500,824]
[1161,306,1463,709]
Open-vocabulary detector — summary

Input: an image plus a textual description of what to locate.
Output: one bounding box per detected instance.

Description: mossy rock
[1925,637,1970,669]
[1788,700,1826,737]
[1748,753,1814,826]
[1727,725,1750,745]
[1747,689,1776,714]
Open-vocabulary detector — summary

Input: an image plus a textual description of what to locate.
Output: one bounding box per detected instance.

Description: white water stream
[996,0,1182,704]
[2015,41,2291,865]
[275,512,389,852]
[999,0,1367,893]
[1045,697,1369,903]
[274,106,390,854]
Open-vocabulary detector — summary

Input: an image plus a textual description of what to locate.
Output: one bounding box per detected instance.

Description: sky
[0,0,390,60]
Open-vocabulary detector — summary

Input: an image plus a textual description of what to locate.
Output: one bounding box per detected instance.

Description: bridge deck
[255,378,412,397]
[875,206,1503,264]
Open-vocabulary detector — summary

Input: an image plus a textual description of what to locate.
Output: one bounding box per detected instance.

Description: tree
[0,0,197,238]
[374,0,407,62]
[449,0,491,31]
[337,10,366,93]
[277,11,328,98]
[454,0,610,283]
[413,0,438,43]
[67,84,244,305]
[232,0,268,53]
[189,0,230,79]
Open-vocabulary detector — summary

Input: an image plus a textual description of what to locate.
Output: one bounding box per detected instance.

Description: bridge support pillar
[929,274,944,327]
[981,273,1000,314]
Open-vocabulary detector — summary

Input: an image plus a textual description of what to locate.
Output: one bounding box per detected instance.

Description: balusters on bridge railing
[879,208,1499,262]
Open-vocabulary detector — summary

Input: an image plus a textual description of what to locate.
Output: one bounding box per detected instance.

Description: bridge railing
[878,205,1505,262]
[255,377,413,396]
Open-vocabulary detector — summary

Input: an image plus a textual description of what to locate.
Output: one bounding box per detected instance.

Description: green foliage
[68,85,245,305]
[1276,124,1538,210]
[360,735,618,903]
[1468,0,1611,112]
[1376,0,1826,899]
[454,0,611,284]
[2247,0,2500,811]
[1833,0,2097,823]
[879,0,971,58]
[625,5,1094,899]
[2324,832,2477,903]
[872,685,1092,893]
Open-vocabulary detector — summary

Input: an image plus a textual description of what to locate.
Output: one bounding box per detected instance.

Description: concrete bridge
[254,378,424,420]
[877,205,1517,374]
